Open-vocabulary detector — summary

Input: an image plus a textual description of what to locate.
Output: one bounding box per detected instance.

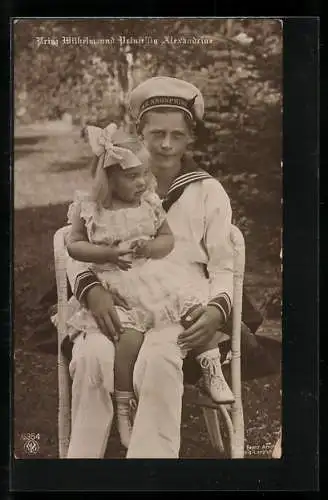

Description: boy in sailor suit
[64,77,239,458]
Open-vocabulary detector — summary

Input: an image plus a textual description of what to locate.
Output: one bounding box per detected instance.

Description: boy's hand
[86,285,122,343]
[180,304,206,329]
[129,239,151,258]
[110,287,131,310]
[178,305,224,350]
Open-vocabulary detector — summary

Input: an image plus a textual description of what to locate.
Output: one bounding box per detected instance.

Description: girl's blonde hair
[90,131,156,207]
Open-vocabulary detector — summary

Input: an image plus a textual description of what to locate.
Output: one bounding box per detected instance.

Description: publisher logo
[21,433,40,455]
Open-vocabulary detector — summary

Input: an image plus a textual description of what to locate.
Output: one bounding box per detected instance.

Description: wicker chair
[54,224,245,459]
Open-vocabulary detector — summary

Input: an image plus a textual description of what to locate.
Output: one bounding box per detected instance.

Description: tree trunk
[115,46,134,132]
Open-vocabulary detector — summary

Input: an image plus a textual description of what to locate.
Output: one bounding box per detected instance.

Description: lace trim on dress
[67,189,167,244]
[67,190,96,225]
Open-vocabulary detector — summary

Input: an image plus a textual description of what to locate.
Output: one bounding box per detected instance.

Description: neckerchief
[161,155,212,212]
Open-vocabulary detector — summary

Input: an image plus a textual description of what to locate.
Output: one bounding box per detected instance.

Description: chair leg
[202,407,225,454]
[216,404,244,459]
[218,405,235,456]
[58,355,71,459]
[272,428,282,458]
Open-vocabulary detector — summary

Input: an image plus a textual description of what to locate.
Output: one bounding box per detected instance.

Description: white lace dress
[64,190,211,338]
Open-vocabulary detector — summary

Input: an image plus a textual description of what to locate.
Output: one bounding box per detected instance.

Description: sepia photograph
[13,18,282,461]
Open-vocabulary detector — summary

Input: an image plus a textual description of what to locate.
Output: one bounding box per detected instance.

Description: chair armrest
[53,226,71,344]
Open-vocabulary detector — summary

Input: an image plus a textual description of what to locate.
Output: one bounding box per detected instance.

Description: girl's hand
[106,241,133,270]
[129,239,151,258]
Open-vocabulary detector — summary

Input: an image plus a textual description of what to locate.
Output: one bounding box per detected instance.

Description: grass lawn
[13,127,282,459]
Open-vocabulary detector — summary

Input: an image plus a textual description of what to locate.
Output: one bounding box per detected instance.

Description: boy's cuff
[207,293,232,324]
[74,271,102,303]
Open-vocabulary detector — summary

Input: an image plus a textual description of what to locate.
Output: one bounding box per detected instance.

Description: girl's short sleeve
[143,190,167,231]
[67,190,94,224]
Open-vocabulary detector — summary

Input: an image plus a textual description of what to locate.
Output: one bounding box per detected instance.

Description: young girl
[65,123,234,448]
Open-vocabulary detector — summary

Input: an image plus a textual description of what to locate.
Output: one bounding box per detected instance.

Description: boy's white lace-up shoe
[115,391,138,448]
[196,348,235,404]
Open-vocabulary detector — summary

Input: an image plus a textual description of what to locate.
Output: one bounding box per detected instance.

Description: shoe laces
[200,357,229,389]
[117,397,138,417]
[200,356,221,376]
[222,350,232,366]
[129,398,137,411]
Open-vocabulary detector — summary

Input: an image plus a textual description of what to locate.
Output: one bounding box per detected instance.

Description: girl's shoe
[115,391,138,448]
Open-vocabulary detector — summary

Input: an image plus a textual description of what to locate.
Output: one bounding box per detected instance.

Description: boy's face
[110,163,149,203]
[141,111,193,170]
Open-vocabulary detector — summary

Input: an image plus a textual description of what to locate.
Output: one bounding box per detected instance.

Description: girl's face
[110,163,149,204]
[140,111,193,170]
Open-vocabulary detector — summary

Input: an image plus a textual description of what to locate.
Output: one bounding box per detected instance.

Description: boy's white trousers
[66,324,184,458]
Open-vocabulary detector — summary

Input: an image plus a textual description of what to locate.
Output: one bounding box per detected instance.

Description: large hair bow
[86,123,142,169]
